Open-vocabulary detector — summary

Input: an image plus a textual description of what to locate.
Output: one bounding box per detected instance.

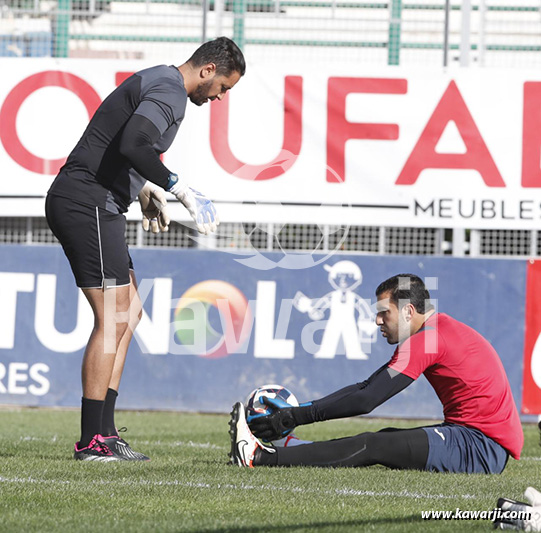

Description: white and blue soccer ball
[245,384,312,447]
[245,384,299,434]
[245,383,299,416]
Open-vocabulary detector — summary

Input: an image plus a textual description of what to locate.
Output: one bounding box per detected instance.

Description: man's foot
[229,402,274,467]
[74,434,124,461]
[102,434,150,461]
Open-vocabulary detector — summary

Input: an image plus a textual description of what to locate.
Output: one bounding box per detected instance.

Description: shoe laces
[90,436,113,455]
[116,427,130,445]
[98,443,113,455]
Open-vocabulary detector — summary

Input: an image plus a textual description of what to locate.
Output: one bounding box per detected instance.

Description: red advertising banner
[522,259,541,414]
[3,59,541,228]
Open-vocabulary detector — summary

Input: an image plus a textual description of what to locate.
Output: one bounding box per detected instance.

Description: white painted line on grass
[173,441,226,450]
[0,476,476,500]
[136,440,227,450]
[17,436,227,450]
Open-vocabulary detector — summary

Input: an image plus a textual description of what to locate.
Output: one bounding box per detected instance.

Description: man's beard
[190,80,213,106]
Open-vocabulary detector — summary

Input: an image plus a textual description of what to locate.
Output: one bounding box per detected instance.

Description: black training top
[291,363,415,427]
[48,65,187,214]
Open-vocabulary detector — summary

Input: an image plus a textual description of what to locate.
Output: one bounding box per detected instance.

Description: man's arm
[309,365,414,421]
[119,114,219,235]
[248,365,414,441]
[118,114,171,188]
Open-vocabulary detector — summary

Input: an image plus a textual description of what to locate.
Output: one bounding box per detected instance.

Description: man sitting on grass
[229,273,523,473]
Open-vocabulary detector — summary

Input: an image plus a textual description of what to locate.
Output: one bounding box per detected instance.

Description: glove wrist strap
[166,173,187,197]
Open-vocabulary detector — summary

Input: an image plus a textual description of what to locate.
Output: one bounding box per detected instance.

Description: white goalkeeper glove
[495,487,541,531]
[166,173,219,235]
[138,183,170,233]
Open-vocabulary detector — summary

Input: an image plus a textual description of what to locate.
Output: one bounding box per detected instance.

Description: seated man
[229,273,523,473]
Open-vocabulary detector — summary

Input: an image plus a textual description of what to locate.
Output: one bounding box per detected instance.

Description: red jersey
[388,313,523,460]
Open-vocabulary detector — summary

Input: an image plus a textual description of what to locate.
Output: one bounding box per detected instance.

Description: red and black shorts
[45,194,133,289]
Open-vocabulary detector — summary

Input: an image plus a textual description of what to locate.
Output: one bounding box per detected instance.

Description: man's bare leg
[78,283,132,447]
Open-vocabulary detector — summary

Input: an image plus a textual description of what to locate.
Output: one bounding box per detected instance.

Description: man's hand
[166,173,219,235]
[138,184,170,233]
[247,396,298,442]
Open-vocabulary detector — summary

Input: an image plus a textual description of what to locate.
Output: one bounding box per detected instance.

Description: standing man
[230,274,523,473]
[46,37,245,461]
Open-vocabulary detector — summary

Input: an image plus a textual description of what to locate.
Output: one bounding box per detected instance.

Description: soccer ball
[244,383,299,437]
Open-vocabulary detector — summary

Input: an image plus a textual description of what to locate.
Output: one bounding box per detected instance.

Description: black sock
[255,428,429,470]
[101,388,119,437]
[80,397,105,448]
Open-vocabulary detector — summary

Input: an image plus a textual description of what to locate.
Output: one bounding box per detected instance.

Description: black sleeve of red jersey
[298,365,414,423]
[118,114,172,189]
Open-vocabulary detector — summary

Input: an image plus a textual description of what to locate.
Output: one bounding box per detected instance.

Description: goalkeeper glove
[138,184,170,233]
[494,487,541,531]
[247,396,299,442]
[166,173,219,235]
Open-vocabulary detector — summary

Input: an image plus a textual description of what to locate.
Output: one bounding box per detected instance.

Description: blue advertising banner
[0,244,527,420]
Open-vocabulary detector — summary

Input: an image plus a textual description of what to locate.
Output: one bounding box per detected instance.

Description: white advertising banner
[0,58,540,229]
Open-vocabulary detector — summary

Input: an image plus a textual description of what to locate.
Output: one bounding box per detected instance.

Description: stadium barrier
[0,243,536,419]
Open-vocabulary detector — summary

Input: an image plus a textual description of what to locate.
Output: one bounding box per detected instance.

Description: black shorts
[45,194,133,289]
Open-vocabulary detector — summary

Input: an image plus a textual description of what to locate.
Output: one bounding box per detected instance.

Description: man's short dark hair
[188,37,246,77]
[375,273,434,314]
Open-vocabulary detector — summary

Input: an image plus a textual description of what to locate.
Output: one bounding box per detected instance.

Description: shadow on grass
[0,452,17,458]
[193,515,421,532]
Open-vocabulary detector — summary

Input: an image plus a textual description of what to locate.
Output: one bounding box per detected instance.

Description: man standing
[230,273,523,473]
[46,37,245,461]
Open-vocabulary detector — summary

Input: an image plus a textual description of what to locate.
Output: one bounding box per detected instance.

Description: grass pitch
[0,408,538,532]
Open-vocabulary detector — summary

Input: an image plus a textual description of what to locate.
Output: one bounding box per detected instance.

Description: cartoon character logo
[293,261,377,359]
[174,280,252,358]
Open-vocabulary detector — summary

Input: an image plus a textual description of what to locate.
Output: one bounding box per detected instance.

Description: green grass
[0,408,538,532]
